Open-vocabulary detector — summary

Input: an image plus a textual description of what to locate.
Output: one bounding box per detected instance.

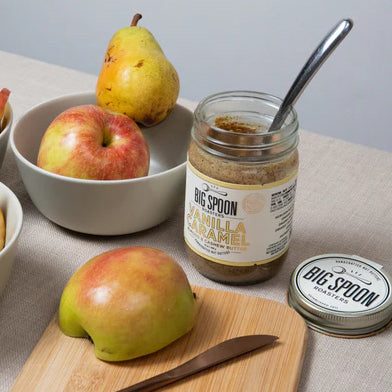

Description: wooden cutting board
[10,286,307,392]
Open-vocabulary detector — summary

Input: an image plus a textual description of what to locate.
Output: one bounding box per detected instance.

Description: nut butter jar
[184,91,299,285]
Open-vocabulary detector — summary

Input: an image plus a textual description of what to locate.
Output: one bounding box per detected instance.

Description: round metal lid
[288,254,392,337]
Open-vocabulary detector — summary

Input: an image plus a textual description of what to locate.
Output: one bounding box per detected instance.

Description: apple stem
[131,13,142,27]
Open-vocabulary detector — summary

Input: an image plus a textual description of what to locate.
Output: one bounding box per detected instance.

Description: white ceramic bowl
[0,181,23,297]
[0,102,13,170]
[10,92,193,235]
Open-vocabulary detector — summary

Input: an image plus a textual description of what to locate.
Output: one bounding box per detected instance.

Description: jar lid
[288,254,392,337]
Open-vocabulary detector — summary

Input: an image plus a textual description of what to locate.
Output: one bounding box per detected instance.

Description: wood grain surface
[10,286,307,392]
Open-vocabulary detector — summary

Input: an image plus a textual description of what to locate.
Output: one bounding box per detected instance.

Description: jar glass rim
[194,90,298,135]
[193,90,299,160]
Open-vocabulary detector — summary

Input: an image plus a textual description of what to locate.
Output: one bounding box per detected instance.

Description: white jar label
[294,255,391,312]
[184,161,298,265]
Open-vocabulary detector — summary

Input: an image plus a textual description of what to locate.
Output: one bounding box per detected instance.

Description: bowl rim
[0,181,23,256]
[10,91,189,185]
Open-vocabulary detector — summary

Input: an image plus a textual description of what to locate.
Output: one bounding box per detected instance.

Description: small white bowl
[10,92,193,235]
[0,181,23,297]
[0,102,13,170]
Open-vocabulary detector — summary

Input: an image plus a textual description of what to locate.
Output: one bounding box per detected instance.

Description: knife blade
[116,334,278,392]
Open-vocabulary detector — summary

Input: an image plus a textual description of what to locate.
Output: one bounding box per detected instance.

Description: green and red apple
[59,247,197,362]
[0,88,10,127]
[37,104,150,180]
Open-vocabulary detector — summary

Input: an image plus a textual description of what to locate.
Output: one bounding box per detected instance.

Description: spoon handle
[268,19,353,132]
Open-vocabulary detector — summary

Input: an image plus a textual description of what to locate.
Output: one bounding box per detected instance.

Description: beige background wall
[1,0,391,151]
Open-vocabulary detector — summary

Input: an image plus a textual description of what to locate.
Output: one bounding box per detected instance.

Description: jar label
[184,161,298,265]
[294,255,391,313]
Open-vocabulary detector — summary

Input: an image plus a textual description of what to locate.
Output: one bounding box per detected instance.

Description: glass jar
[184,91,299,285]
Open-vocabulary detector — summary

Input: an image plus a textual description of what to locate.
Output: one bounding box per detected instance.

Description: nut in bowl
[10,92,193,235]
[0,182,23,297]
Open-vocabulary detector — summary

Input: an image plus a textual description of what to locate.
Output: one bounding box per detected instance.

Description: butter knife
[116,334,278,392]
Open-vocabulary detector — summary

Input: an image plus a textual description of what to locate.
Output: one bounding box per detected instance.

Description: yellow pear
[96,14,180,127]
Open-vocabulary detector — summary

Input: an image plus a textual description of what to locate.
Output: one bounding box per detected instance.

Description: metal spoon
[268,19,353,132]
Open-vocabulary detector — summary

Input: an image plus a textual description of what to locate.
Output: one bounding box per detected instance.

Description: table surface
[0,50,391,392]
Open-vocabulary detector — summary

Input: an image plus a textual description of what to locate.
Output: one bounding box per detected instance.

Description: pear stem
[131,13,142,27]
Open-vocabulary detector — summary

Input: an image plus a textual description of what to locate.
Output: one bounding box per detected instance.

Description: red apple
[59,247,197,362]
[0,88,10,124]
[37,104,150,180]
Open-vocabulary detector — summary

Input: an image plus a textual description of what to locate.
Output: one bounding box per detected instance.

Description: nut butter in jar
[184,91,299,285]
